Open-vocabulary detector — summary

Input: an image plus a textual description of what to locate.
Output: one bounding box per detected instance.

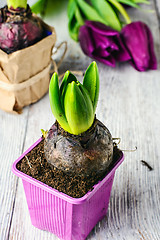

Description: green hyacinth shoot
[7,0,27,9]
[49,61,99,135]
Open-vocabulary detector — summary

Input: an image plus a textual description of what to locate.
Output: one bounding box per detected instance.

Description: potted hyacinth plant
[0,0,56,113]
[12,62,124,240]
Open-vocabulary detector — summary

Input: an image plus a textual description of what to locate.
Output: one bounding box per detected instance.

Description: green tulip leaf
[64,81,94,135]
[76,0,108,25]
[67,0,77,20]
[68,5,84,40]
[68,17,80,41]
[68,0,81,41]
[83,62,99,113]
[133,0,149,3]
[49,73,71,132]
[75,6,85,26]
[108,0,131,24]
[116,0,139,8]
[90,0,122,31]
[31,0,45,14]
[32,0,67,17]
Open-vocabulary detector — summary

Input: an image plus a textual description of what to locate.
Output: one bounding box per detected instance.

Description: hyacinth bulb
[0,2,43,54]
[45,61,113,177]
[49,61,99,135]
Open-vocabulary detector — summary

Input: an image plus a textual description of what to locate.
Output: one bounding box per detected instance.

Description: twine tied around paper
[0,41,83,92]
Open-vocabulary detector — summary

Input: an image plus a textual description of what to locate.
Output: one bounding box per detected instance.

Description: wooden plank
[7,0,160,240]
[155,0,160,25]
[0,108,29,240]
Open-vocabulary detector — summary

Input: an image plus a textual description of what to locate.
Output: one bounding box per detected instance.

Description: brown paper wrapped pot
[0,16,56,113]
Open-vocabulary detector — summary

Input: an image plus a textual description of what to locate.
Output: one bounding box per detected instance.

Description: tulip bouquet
[68,0,148,41]
[68,0,157,71]
[44,61,113,177]
[31,0,157,71]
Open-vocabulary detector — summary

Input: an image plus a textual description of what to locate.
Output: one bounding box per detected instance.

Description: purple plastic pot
[12,137,124,240]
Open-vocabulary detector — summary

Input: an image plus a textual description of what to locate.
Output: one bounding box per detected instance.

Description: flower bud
[79,20,130,67]
[121,21,157,71]
[49,61,99,135]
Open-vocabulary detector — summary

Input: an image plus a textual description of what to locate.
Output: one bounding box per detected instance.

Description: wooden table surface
[0,0,160,239]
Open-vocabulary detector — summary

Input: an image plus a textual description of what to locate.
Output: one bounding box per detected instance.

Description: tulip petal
[94,55,116,67]
[121,21,157,71]
[145,24,157,70]
[115,35,131,62]
[79,25,95,56]
[79,20,132,67]
[93,47,111,58]
[85,20,119,36]
[91,30,119,50]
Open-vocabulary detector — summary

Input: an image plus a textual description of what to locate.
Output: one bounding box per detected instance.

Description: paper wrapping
[0,17,56,113]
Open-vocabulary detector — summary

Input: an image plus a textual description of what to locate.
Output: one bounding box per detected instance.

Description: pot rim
[12,137,124,204]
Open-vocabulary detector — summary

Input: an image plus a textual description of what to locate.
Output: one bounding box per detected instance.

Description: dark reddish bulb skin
[0,5,43,54]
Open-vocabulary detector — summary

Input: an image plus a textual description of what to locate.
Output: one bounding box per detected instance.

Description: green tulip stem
[7,0,27,9]
[133,0,149,4]
[108,0,132,25]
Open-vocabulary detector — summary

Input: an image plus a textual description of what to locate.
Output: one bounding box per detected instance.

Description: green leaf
[75,6,85,26]
[116,0,140,8]
[68,17,80,41]
[49,73,71,132]
[32,0,67,17]
[60,71,77,109]
[108,0,131,24]
[78,83,94,122]
[31,0,45,14]
[83,61,99,113]
[68,0,84,41]
[68,1,82,41]
[41,129,48,138]
[67,0,77,20]
[133,0,149,4]
[64,81,94,135]
[90,0,122,31]
[76,0,108,25]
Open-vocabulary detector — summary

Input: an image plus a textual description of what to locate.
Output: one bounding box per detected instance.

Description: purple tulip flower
[121,21,157,71]
[79,20,131,67]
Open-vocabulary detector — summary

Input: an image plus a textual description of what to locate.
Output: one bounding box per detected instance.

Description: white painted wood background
[0,0,160,239]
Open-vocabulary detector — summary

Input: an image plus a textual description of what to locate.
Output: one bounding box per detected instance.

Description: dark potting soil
[17,139,122,198]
